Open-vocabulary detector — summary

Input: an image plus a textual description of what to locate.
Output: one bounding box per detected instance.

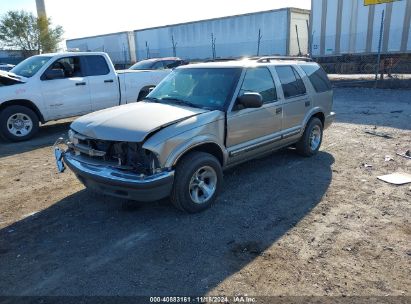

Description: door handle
[276,107,282,115]
[104,79,114,83]
[75,82,86,86]
[305,100,311,107]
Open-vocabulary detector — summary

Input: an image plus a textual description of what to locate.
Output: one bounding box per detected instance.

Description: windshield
[11,56,52,78]
[147,68,242,110]
[129,60,155,70]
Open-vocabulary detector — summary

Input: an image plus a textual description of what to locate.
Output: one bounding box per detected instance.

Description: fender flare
[0,99,45,123]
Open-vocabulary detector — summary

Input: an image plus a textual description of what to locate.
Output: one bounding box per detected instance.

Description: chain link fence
[311,53,411,89]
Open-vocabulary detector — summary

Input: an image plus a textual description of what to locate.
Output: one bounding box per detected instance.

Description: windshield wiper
[161,97,204,109]
[144,97,161,103]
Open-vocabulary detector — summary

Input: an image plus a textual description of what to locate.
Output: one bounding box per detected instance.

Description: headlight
[68,129,76,143]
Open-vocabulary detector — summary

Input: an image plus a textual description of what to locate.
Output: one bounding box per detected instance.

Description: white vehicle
[0,52,171,141]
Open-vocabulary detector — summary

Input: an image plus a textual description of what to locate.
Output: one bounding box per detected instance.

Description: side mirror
[237,92,263,108]
[44,69,65,80]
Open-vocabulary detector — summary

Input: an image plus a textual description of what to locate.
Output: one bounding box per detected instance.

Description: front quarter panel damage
[142,111,227,168]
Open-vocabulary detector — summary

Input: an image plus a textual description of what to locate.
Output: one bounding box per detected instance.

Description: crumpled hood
[71,102,208,142]
[0,71,27,86]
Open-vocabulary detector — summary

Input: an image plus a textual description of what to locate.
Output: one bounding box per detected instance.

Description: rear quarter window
[83,55,110,76]
[300,64,332,93]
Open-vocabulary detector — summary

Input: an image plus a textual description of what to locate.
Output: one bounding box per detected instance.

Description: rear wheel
[296,117,323,157]
[170,152,223,213]
[0,105,39,142]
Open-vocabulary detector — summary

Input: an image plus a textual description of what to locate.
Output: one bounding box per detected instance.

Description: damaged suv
[55,57,335,213]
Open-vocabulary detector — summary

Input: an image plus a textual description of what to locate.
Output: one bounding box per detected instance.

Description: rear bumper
[63,153,174,201]
[324,112,336,129]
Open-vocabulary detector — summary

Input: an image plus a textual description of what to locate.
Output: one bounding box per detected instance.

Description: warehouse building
[66,7,310,65]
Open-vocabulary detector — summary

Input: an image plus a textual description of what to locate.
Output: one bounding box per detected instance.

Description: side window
[239,67,277,104]
[84,55,110,76]
[300,64,332,93]
[164,60,180,69]
[276,66,306,98]
[45,56,82,79]
[152,61,165,70]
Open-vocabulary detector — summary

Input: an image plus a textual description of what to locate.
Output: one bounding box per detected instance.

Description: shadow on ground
[0,121,72,158]
[0,149,334,296]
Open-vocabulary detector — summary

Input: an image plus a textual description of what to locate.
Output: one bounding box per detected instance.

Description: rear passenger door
[275,65,309,134]
[83,55,120,112]
[300,64,333,117]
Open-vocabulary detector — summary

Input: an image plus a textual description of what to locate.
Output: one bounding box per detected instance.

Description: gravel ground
[0,88,410,298]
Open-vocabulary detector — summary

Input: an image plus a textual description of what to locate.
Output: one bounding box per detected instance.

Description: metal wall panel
[134,9,292,61]
[388,0,406,51]
[289,11,310,55]
[354,1,369,53]
[325,0,338,55]
[312,0,411,56]
[408,18,411,50]
[340,0,354,53]
[66,32,132,64]
[311,0,323,56]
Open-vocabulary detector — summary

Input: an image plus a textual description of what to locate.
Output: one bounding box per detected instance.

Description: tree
[0,10,63,55]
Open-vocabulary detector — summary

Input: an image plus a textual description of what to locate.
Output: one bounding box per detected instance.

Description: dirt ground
[0,88,410,299]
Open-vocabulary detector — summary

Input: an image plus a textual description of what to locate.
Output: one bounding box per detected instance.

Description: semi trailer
[310,0,411,74]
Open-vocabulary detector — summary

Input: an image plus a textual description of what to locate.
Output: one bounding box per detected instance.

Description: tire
[296,117,323,157]
[170,151,223,213]
[0,105,39,142]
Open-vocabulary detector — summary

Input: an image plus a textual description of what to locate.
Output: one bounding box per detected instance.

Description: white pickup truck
[0,52,172,141]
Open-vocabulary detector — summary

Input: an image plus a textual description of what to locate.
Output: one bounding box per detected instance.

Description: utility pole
[35,0,47,19]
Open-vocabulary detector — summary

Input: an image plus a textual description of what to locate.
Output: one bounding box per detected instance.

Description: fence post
[295,25,302,56]
[145,41,150,59]
[257,29,262,56]
[306,19,311,57]
[211,33,216,59]
[375,9,385,87]
[171,35,177,57]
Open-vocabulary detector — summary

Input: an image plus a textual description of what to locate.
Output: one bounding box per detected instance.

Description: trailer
[66,32,137,68]
[134,8,310,61]
[310,0,411,73]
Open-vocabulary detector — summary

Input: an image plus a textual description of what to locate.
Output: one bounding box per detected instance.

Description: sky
[1,0,311,43]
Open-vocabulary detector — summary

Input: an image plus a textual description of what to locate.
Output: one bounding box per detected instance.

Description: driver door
[226,67,282,163]
[40,56,91,119]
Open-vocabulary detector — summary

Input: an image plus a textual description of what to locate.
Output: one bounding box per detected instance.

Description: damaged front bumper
[54,140,174,202]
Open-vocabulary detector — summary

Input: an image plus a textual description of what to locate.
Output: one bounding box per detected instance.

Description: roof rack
[255,56,313,63]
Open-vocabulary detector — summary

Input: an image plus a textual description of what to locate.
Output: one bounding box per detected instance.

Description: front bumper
[324,112,336,129]
[61,151,174,202]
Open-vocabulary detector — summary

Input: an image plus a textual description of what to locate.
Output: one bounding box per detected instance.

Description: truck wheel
[170,152,223,213]
[296,117,323,157]
[0,105,39,142]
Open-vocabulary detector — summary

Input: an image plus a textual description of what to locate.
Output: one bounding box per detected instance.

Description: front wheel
[170,152,223,213]
[296,117,323,157]
[0,105,39,142]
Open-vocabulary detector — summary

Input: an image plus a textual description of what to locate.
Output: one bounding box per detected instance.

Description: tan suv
[55,57,335,213]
